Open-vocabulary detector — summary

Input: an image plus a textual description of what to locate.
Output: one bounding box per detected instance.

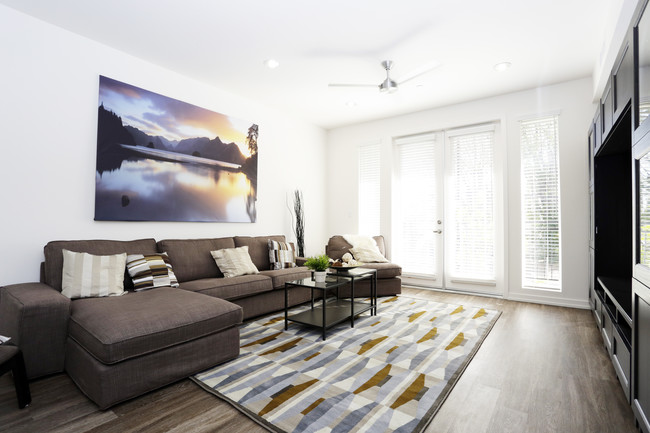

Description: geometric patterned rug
[192,295,501,433]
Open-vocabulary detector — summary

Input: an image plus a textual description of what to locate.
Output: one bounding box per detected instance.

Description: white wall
[0,5,328,286]
[327,77,595,308]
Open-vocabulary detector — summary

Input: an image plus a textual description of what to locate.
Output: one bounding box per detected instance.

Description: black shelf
[287,299,373,329]
[597,276,633,325]
[619,319,632,349]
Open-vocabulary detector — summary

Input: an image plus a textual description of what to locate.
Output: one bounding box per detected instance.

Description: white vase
[313,271,327,282]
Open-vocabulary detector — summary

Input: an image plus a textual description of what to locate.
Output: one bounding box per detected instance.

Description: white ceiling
[1,0,616,129]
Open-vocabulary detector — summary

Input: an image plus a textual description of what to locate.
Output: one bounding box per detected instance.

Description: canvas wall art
[95,75,258,222]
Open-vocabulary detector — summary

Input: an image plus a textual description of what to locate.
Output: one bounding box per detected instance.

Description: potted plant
[304,254,330,282]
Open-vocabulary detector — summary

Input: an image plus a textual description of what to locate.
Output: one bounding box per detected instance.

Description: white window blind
[395,135,438,276]
[520,115,561,289]
[446,126,496,283]
[358,143,380,236]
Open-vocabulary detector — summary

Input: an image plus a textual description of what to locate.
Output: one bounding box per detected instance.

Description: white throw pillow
[211,246,259,278]
[61,249,127,299]
[350,246,389,263]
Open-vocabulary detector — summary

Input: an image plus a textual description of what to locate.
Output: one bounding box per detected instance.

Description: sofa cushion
[62,250,127,299]
[326,235,387,260]
[126,253,179,291]
[157,237,235,282]
[259,267,312,289]
[211,246,259,278]
[179,274,272,300]
[234,235,287,271]
[44,239,158,292]
[359,262,402,279]
[67,287,242,365]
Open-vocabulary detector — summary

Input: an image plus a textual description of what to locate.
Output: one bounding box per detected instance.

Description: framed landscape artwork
[94,75,258,222]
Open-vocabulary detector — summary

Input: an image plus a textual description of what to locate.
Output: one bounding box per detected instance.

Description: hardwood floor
[0,288,637,432]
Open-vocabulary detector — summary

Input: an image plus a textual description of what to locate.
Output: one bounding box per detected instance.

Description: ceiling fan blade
[397,61,442,85]
[328,83,378,88]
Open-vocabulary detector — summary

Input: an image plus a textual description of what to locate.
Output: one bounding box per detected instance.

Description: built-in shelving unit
[589,0,650,429]
[592,104,633,403]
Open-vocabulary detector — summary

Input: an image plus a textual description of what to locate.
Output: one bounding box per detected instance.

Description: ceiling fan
[328,60,441,93]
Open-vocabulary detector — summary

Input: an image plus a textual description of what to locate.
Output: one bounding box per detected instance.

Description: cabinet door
[602,78,614,141]
[634,134,650,288]
[594,110,603,155]
[633,278,650,433]
[614,36,633,120]
[635,0,650,142]
[589,126,595,187]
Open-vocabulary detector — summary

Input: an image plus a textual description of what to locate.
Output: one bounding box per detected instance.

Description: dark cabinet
[593,103,633,403]
[592,0,650,428]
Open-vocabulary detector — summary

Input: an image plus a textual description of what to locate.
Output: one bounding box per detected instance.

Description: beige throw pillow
[350,246,389,263]
[211,246,259,278]
[61,249,127,299]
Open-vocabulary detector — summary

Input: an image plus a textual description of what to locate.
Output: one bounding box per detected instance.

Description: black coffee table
[284,268,377,340]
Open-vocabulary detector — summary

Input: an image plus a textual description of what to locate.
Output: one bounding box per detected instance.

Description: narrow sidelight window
[358,143,380,235]
[520,115,561,290]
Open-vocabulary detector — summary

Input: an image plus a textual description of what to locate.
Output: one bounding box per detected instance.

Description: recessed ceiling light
[264,59,279,69]
[494,62,512,72]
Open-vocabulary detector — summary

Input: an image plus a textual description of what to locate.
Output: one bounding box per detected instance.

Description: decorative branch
[293,190,305,257]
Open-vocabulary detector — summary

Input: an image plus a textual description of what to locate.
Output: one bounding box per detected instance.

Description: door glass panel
[639,152,650,265]
[639,5,650,126]
[394,136,441,278]
[446,129,495,282]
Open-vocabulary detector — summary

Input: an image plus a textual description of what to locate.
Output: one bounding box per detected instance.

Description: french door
[393,123,502,295]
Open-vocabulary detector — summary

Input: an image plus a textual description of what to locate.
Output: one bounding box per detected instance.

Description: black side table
[0,344,31,408]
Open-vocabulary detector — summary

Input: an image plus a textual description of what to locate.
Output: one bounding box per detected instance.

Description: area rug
[192,295,501,433]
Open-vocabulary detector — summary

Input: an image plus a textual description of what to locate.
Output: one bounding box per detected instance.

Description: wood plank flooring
[0,288,638,432]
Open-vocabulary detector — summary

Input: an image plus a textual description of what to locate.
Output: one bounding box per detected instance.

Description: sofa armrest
[0,283,70,378]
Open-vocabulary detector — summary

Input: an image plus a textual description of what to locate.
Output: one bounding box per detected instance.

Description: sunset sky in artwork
[98,76,253,157]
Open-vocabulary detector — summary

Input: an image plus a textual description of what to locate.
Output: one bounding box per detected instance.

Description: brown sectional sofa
[0,234,401,409]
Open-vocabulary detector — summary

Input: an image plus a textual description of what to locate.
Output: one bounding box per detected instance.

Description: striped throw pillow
[268,240,296,270]
[61,249,127,299]
[126,252,179,291]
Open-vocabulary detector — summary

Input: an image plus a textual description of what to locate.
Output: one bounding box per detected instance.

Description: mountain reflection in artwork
[94,76,258,222]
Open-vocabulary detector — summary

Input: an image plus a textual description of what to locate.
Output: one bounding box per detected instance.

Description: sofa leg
[12,350,31,408]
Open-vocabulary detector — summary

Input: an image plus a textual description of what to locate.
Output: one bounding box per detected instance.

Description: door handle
[433,230,442,234]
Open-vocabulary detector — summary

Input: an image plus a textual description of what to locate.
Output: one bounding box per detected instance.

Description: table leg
[284,284,289,330]
[322,292,327,340]
[373,272,377,315]
[350,277,355,328]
